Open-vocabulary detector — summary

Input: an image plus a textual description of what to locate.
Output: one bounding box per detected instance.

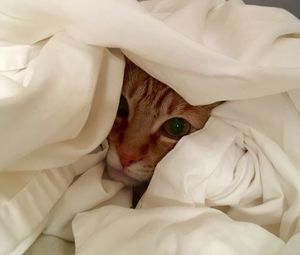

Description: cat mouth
[106,165,141,186]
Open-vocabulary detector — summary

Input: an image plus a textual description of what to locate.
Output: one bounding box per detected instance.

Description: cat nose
[118,149,142,167]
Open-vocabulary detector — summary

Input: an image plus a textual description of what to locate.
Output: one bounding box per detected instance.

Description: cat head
[106,60,220,186]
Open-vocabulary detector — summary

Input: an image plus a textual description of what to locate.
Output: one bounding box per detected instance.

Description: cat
[106,59,221,187]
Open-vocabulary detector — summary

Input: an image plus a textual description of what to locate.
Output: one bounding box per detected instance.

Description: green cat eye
[162,117,191,139]
[117,95,129,118]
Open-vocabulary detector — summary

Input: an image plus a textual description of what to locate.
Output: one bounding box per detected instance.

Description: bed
[1,0,300,254]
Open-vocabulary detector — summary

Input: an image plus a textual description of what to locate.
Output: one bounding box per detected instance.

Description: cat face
[106,60,219,186]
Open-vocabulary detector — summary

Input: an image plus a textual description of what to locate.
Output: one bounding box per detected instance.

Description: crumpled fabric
[0,0,300,254]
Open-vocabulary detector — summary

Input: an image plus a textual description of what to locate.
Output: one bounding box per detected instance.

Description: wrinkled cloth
[0,0,300,254]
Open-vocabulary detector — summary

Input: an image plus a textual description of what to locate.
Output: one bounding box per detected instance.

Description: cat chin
[106,164,141,186]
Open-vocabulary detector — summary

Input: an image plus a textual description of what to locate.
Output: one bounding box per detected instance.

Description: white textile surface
[0,0,300,254]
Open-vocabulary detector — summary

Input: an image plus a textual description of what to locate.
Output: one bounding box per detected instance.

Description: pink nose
[118,148,142,167]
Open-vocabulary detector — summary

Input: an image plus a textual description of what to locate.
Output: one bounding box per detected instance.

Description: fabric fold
[141,93,300,241]
[73,206,284,255]
[0,0,300,254]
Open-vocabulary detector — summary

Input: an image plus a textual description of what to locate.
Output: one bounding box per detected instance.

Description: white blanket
[1,0,300,254]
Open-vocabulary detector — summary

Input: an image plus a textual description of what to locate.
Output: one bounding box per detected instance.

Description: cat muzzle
[106,164,141,186]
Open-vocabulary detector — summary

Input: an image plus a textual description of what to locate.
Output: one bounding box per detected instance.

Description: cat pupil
[162,117,191,139]
[117,95,129,118]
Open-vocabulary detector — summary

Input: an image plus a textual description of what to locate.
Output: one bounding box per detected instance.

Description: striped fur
[106,60,221,186]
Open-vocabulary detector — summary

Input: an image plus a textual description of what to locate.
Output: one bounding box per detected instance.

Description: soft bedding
[1,0,300,254]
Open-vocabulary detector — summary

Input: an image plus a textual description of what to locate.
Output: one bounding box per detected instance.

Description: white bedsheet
[1,0,300,254]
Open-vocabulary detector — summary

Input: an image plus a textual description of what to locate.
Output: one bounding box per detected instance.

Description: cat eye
[117,95,129,118]
[161,117,191,139]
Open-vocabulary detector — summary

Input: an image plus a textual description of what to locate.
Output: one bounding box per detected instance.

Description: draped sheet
[0,0,300,254]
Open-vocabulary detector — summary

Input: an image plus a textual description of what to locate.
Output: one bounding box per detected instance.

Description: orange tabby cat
[106,59,221,186]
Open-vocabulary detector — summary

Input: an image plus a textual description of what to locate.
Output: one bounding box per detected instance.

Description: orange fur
[106,60,221,186]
